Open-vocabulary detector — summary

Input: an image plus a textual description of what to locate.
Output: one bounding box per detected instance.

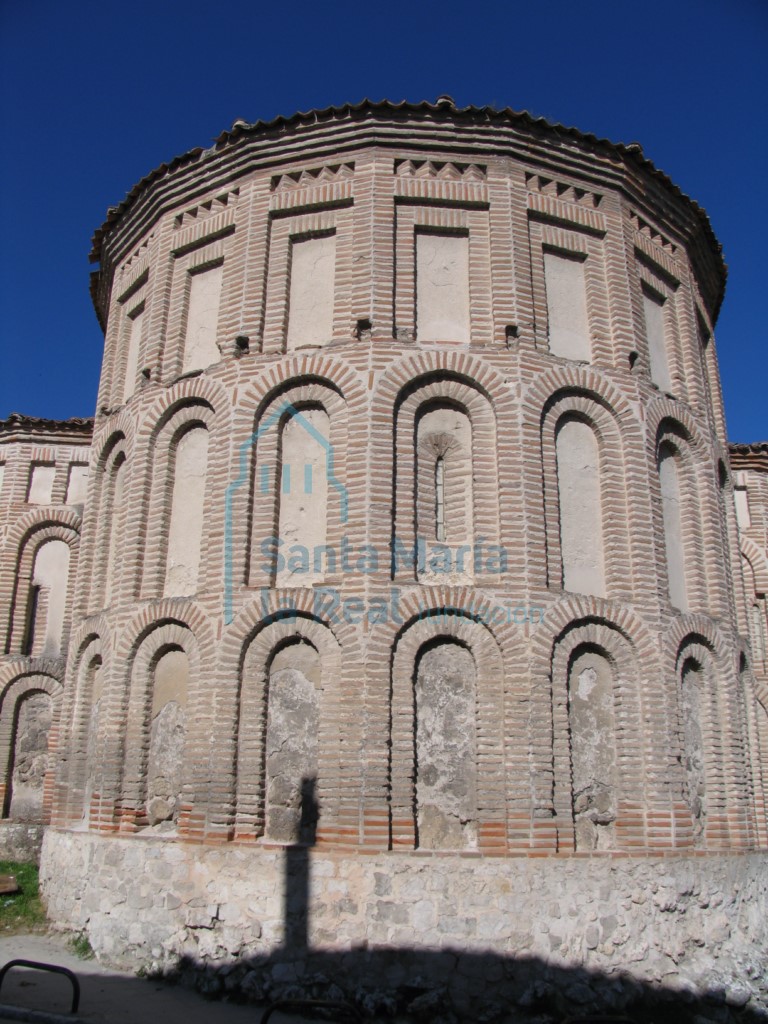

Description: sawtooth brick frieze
[1,99,767,1020]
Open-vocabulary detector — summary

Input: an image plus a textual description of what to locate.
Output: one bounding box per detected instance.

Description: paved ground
[0,934,323,1023]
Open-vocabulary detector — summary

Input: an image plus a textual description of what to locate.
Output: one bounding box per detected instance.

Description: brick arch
[106,617,204,833]
[233,613,343,843]
[741,537,768,594]
[241,378,351,592]
[528,596,661,840]
[234,353,367,423]
[114,599,215,664]
[0,671,62,822]
[663,614,729,669]
[0,659,63,697]
[135,376,231,444]
[54,626,110,826]
[2,507,81,555]
[3,516,81,657]
[83,431,130,615]
[653,416,723,617]
[672,628,752,850]
[373,350,510,408]
[521,363,636,426]
[388,608,506,852]
[646,397,711,459]
[529,593,658,665]
[549,619,649,851]
[222,589,349,658]
[133,399,218,600]
[390,376,501,587]
[368,356,516,593]
[521,370,648,605]
[90,410,135,460]
[539,390,639,599]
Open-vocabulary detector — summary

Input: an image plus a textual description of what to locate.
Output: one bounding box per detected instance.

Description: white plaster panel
[183,264,223,373]
[416,232,470,343]
[122,307,144,402]
[65,464,89,505]
[286,234,336,350]
[734,487,751,530]
[27,464,55,505]
[556,419,606,597]
[164,427,209,597]
[276,408,329,588]
[31,538,71,658]
[105,459,126,607]
[152,648,189,714]
[659,446,688,611]
[544,251,590,361]
[643,289,672,393]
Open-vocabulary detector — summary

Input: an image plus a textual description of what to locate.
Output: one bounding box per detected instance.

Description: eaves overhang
[88,98,728,330]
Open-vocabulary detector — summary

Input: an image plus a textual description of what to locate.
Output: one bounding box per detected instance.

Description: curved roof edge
[89,99,725,295]
[0,413,94,438]
[729,442,768,475]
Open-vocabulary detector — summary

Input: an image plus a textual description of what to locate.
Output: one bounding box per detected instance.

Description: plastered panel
[183,264,223,373]
[164,427,208,597]
[556,418,605,597]
[275,408,330,588]
[544,251,590,361]
[27,464,55,505]
[65,464,89,505]
[734,487,751,530]
[122,307,144,402]
[643,289,672,392]
[416,232,470,343]
[31,538,71,658]
[286,234,336,349]
[659,446,688,611]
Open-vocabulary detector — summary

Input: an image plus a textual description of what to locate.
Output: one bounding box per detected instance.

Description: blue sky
[0,0,765,441]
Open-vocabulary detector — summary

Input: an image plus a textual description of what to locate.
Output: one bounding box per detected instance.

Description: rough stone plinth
[41,829,768,1020]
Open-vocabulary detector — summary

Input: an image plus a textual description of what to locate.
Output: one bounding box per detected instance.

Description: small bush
[0,860,47,933]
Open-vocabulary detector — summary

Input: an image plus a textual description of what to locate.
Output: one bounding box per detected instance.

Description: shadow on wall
[153,779,766,1024]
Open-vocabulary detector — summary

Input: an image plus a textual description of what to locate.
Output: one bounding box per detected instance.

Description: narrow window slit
[435,457,446,542]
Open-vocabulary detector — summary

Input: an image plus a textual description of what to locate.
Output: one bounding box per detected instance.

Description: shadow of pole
[282,776,317,954]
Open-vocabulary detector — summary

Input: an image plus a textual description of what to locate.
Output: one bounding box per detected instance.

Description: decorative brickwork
[2,100,767,1016]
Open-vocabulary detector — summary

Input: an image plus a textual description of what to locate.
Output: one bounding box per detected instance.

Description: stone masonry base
[0,822,45,863]
[40,829,768,1021]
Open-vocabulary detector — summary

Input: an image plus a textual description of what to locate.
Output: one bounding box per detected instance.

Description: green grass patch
[68,932,95,960]
[0,860,48,933]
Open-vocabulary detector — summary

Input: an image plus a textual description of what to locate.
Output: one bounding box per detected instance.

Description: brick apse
[2,99,767,1018]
